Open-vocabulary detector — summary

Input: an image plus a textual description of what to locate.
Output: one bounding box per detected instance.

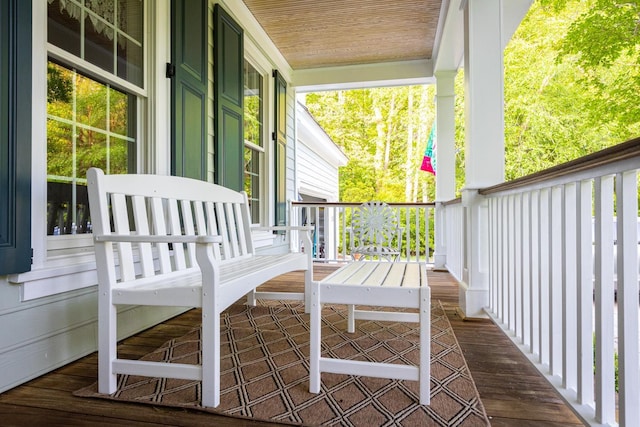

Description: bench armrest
[94,234,223,244]
[253,226,314,232]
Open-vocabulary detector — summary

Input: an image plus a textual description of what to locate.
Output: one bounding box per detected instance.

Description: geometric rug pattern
[75,300,490,426]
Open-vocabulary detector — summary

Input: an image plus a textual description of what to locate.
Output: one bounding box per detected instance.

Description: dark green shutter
[273,70,287,227]
[171,0,207,180]
[0,0,32,275]
[213,4,243,191]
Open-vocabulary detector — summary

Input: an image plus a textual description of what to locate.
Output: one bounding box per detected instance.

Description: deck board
[0,264,584,426]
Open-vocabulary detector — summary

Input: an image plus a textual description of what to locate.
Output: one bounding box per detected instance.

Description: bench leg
[304,267,313,313]
[246,289,257,307]
[419,286,431,405]
[309,283,321,394]
[201,308,221,407]
[98,299,118,395]
[347,304,355,333]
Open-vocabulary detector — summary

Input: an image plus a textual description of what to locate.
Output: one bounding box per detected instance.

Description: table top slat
[344,262,378,285]
[361,263,392,286]
[381,263,405,287]
[397,263,421,288]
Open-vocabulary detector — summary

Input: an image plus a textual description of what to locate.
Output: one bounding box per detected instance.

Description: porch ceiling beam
[292,59,435,93]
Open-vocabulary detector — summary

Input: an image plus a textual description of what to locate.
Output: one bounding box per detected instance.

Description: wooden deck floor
[0,264,584,426]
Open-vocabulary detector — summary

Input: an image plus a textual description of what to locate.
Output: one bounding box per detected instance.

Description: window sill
[8,260,98,301]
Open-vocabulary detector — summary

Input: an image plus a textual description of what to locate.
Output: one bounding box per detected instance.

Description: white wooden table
[309,261,430,405]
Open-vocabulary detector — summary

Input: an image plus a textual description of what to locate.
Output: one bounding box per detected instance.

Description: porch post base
[433,253,447,270]
[458,282,489,318]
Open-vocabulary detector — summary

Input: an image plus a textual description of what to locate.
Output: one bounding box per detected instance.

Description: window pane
[117,35,143,86]
[47,0,81,57]
[84,13,115,73]
[76,73,108,130]
[244,148,260,223]
[47,63,74,120]
[109,137,131,174]
[76,129,107,178]
[46,120,73,179]
[86,0,114,24]
[244,61,263,147]
[109,88,129,136]
[118,0,143,43]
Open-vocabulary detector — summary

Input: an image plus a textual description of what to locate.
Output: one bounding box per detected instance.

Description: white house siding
[0,1,300,394]
[296,102,346,202]
[297,143,341,201]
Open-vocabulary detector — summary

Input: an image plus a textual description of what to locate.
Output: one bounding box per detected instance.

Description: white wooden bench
[87,167,312,408]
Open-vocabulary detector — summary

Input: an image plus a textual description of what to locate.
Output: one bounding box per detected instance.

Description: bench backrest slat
[214,202,231,259]
[150,196,172,274]
[131,195,155,278]
[111,193,136,282]
[87,167,257,286]
[167,198,187,270]
[225,202,240,258]
[205,202,222,260]
[181,199,197,267]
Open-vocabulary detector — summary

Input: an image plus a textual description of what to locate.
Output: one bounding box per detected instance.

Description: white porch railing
[440,198,465,281]
[441,138,639,426]
[290,202,435,263]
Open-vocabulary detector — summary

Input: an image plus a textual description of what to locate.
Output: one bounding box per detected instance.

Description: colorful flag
[420,123,436,175]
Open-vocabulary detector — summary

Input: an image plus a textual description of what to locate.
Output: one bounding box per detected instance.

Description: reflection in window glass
[47,0,144,87]
[46,62,136,236]
[243,60,263,224]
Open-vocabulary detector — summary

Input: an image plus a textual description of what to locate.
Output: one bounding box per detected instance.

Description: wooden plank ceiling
[241,0,443,69]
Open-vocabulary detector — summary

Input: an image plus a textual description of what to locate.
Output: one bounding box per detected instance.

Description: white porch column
[460,0,506,317]
[433,71,457,270]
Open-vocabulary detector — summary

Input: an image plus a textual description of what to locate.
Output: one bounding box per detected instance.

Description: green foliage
[502,0,640,180]
[305,86,437,203]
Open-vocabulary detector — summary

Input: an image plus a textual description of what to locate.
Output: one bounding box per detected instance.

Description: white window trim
[10,0,168,301]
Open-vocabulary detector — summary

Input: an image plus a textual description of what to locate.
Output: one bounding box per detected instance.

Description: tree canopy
[304,0,640,201]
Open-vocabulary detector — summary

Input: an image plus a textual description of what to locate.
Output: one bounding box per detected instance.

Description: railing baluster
[499,196,506,321]
[539,188,551,368]
[594,175,616,425]
[576,179,594,406]
[531,190,540,360]
[616,170,640,426]
[562,182,577,391]
[521,191,531,349]
[550,186,563,377]
[513,194,522,338]
[508,195,516,331]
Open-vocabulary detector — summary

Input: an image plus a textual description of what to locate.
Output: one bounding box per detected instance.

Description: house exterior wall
[0,0,300,394]
[295,101,346,202]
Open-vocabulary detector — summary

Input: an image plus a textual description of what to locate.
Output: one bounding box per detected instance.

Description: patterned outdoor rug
[75,300,489,426]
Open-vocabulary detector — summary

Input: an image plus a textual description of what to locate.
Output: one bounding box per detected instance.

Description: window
[46,61,136,236]
[243,59,264,224]
[46,0,143,239]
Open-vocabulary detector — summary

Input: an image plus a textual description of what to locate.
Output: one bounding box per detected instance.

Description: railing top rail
[441,197,462,206]
[479,136,640,196]
[291,201,435,207]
